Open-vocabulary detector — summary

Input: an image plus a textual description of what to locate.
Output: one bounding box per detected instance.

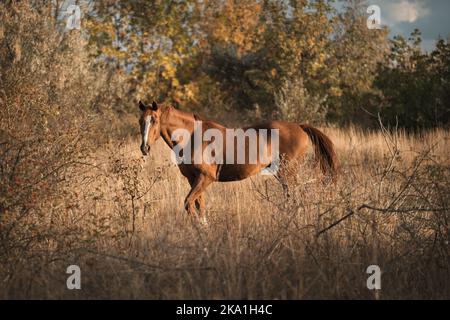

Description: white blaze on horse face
[142,115,152,147]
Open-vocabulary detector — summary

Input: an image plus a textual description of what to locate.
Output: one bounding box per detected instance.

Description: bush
[275,77,327,125]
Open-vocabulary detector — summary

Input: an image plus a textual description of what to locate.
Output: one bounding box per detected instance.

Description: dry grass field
[1,124,448,300]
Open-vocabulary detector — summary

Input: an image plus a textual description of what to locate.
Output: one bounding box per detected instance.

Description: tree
[87,0,202,107]
[376,30,450,129]
[324,0,389,125]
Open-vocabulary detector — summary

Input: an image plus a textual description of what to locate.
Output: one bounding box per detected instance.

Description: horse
[138,101,337,223]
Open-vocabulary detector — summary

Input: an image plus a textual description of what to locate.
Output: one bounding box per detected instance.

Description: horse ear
[139,101,146,111]
[151,101,159,111]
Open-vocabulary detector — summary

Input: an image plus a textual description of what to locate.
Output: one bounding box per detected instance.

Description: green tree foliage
[375,30,450,129]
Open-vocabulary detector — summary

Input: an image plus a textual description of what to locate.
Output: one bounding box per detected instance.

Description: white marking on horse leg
[200,215,208,226]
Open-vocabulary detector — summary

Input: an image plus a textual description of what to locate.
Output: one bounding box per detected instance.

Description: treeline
[2,0,450,129]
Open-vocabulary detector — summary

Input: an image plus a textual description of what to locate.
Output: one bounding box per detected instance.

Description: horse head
[138,100,162,156]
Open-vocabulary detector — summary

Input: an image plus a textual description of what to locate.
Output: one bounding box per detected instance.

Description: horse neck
[160,107,196,149]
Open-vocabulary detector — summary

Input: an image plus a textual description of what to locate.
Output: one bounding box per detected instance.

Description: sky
[362,0,450,51]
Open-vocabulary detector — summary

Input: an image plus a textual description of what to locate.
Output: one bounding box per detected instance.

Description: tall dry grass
[1,122,448,299]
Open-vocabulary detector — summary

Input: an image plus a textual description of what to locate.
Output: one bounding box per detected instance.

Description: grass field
[1,126,449,299]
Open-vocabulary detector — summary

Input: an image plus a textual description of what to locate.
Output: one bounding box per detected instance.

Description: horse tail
[300,124,337,180]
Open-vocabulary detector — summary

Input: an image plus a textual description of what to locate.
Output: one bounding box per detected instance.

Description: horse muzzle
[140,144,150,156]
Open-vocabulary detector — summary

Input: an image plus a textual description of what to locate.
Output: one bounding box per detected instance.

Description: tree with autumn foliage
[4,0,443,129]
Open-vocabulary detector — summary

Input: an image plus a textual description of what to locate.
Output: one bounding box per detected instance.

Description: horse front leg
[195,193,208,225]
[195,193,205,214]
[184,174,212,224]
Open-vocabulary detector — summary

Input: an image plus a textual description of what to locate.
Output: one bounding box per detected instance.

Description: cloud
[384,0,430,24]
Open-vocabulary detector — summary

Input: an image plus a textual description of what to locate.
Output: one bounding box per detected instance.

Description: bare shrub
[0,2,127,295]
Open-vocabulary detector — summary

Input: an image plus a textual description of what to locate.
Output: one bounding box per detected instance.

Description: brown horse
[138,101,336,222]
